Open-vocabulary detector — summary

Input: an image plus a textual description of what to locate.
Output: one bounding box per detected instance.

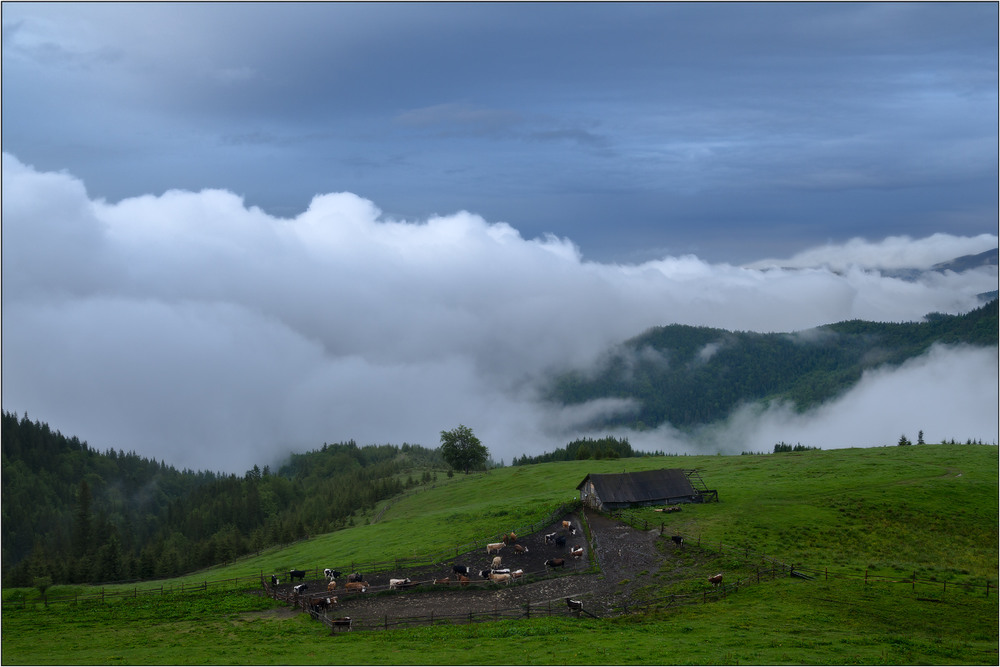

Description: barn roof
[576,468,696,503]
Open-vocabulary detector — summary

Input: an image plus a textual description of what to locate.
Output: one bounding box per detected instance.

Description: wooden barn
[576,468,718,511]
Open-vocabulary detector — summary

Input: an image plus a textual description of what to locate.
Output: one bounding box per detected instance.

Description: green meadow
[3,444,997,665]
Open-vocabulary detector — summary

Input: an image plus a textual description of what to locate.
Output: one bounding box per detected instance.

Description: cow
[545,558,566,568]
[293,583,308,595]
[491,556,503,569]
[671,535,684,546]
[347,572,364,583]
[570,546,584,559]
[513,544,528,555]
[566,597,583,612]
[708,573,724,587]
[326,580,338,592]
[324,569,341,581]
[489,572,512,585]
[458,574,470,587]
[344,581,368,593]
[332,617,353,632]
[511,569,524,580]
[452,564,470,576]
[310,596,336,613]
[544,532,557,544]
[555,535,567,547]
[389,578,411,590]
[270,574,279,586]
[486,542,504,554]
[479,569,492,580]
[502,531,517,545]
[562,520,576,534]
[289,569,306,582]
[490,568,511,576]
[434,577,451,585]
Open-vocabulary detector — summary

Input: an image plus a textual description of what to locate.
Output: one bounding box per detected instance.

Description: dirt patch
[270,510,671,623]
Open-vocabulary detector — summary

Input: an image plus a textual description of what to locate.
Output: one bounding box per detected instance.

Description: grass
[3,444,997,665]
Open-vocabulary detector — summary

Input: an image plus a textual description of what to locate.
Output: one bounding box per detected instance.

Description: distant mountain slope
[1,411,445,586]
[932,248,998,272]
[544,299,998,431]
[881,247,998,282]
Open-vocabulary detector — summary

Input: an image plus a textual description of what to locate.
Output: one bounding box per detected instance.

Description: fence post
[986,581,991,598]
[864,569,868,586]
[912,572,916,593]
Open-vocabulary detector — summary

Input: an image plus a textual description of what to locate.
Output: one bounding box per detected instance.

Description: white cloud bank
[2,153,997,472]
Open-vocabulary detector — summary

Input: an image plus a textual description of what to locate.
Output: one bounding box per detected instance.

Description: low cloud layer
[2,153,997,472]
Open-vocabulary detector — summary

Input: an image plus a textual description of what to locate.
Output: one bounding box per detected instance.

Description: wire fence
[1,576,261,609]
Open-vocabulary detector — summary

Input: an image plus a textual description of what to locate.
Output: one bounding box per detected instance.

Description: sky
[2,3,998,473]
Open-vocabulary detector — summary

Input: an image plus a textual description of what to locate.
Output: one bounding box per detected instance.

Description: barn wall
[579,480,604,510]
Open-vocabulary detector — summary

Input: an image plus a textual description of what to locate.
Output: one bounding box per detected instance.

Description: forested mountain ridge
[544,299,998,431]
[1,412,446,587]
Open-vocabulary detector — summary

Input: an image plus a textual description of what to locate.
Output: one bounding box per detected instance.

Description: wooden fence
[7,503,992,614]
[270,580,599,635]
[277,501,583,582]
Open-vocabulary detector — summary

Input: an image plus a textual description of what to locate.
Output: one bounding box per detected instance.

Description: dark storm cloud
[2,2,995,262]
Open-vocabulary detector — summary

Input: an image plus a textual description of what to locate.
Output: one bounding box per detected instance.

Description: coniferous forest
[544,298,998,431]
[1,411,445,587]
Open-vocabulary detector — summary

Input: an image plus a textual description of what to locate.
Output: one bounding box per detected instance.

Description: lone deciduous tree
[439,425,489,474]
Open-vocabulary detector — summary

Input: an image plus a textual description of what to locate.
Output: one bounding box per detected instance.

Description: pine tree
[72,480,93,558]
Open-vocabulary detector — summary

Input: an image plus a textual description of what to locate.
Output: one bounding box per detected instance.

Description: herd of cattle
[269,517,727,621]
[270,518,588,615]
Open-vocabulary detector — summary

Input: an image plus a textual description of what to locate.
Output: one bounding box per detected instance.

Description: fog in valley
[3,154,997,473]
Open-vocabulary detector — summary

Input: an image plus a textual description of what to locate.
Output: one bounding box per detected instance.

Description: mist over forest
[2,154,998,473]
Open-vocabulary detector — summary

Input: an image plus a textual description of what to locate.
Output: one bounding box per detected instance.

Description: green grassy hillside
[3,445,997,665]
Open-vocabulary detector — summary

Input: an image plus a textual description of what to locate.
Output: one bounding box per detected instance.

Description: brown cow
[344,581,368,593]
[708,573,724,587]
[489,572,512,585]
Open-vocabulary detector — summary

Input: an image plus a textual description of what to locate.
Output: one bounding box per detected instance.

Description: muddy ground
[270,509,674,621]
